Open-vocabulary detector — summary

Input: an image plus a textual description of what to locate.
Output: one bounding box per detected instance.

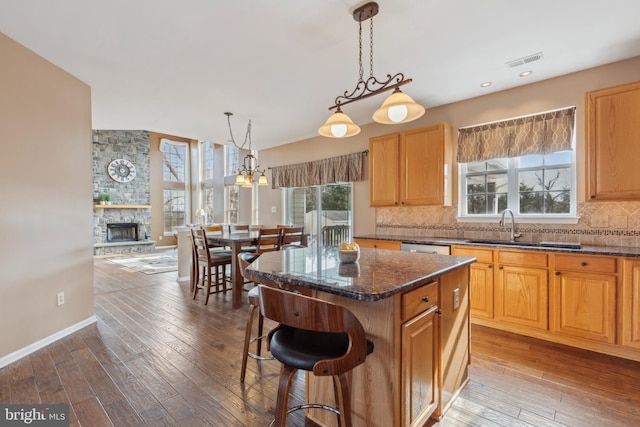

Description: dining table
[205,230,308,309]
[204,230,259,308]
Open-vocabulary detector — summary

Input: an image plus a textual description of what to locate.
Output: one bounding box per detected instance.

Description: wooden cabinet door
[622,259,640,349]
[469,262,494,319]
[551,270,617,343]
[400,125,445,206]
[401,306,439,427]
[495,265,548,330]
[586,81,640,200]
[369,133,400,206]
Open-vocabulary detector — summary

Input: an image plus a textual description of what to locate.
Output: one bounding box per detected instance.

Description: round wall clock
[107,159,137,183]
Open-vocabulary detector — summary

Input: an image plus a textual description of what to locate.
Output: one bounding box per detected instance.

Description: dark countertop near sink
[355,233,640,258]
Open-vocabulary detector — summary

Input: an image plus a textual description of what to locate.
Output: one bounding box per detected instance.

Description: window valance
[270,151,366,189]
[456,107,575,163]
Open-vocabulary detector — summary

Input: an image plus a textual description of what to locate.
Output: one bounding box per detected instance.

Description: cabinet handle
[581,262,588,266]
[555,271,561,275]
[488,264,493,269]
[421,296,430,303]
[590,195,596,199]
[499,266,503,270]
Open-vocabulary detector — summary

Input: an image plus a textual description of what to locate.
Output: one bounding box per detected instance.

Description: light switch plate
[453,288,460,310]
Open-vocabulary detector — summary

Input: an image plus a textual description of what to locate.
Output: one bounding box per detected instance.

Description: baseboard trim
[0,316,97,369]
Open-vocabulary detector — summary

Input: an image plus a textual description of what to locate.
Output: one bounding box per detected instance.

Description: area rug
[107,251,178,274]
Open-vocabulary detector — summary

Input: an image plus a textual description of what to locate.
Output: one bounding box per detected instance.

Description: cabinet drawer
[555,254,617,274]
[498,249,548,268]
[402,281,439,322]
[354,239,401,250]
[452,246,493,263]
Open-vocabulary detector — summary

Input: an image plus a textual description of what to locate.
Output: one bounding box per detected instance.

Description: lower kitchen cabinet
[495,250,549,331]
[354,238,401,250]
[551,254,617,344]
[452,246,494,319]
[496,264,549,330]
[621,259,640,350]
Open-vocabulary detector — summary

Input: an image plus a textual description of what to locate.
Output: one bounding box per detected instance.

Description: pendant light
[318,2,425,138]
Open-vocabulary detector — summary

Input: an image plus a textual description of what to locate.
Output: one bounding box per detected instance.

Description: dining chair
[279,226,304,247]
[255,227,283,254]
[202,224,231,251]
[230,224,249,232]
[258,285,374,427]
[191,228,233,305]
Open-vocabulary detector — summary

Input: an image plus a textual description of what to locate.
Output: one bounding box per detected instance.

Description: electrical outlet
[271,206,277,213]
[453,288,460,310]
[159,235,163,240]
[57,292,65,306]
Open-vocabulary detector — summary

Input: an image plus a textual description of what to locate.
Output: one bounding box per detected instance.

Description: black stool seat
[271,326,374,372]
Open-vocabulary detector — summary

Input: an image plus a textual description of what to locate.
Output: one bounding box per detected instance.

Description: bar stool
[258,285,374,427]
[238,252,276,382]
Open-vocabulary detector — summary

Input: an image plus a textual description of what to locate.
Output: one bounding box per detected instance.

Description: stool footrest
[268,403,340,427]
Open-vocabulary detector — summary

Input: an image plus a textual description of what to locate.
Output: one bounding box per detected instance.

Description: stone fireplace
[93,130,154,255]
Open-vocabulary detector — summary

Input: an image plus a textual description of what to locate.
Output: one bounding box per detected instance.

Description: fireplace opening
[107,223,139,242]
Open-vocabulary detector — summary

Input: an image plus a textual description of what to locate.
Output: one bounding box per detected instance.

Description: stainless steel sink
[466,239,581,249]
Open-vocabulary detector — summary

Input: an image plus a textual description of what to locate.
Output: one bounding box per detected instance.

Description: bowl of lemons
[338,242,360,263]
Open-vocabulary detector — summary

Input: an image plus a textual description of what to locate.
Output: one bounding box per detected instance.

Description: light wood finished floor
[1,254,639,426]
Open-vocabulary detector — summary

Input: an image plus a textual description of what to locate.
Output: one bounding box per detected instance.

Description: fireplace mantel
[94,205,151,209]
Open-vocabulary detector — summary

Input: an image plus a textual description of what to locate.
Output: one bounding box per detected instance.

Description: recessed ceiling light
[480,82,492,87]
[519,71,533,77]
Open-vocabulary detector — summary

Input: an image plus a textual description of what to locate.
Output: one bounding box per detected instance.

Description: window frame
[161,139,190,234]
[283,183,354,248]
[457,150,579,224]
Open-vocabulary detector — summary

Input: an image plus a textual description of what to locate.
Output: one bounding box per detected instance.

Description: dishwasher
[400,242,451,255]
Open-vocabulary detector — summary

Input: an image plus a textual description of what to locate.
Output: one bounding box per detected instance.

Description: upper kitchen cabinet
[586,81,640,201]
[369,123,453,207]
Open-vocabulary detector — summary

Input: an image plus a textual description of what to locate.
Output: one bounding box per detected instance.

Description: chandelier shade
[318,108,361,138]
[372,88,425,124]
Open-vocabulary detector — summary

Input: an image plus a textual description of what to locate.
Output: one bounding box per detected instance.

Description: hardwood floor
[2,254,640,426]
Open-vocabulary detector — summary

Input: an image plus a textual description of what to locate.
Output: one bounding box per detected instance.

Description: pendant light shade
[318,108,361,138]
[373,88,425,124]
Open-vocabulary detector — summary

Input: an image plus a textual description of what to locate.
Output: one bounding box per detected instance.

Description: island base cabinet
[402,306,440,427]
[306,268,470,427]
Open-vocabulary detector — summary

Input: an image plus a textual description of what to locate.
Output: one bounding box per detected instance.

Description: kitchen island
[245,246,475,427]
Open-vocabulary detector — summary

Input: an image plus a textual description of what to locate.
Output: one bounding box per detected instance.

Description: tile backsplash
[376,201,640,248]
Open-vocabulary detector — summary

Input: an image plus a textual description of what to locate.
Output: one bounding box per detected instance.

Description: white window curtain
[457,107,576,163]
[270,151,366,189]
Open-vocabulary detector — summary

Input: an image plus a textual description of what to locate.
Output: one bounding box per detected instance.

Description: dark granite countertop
[355,234,640,257]
[244,246,475,302]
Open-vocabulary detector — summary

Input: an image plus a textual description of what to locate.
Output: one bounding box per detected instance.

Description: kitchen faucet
[500,209,522,242]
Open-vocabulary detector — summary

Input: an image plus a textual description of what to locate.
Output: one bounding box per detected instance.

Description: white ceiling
[2,0,640,150]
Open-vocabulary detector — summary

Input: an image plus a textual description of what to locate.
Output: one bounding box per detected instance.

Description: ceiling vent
[505,52,544,68]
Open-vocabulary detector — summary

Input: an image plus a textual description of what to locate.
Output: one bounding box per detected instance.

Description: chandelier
[318,2,425,138]
[225,112,268,188]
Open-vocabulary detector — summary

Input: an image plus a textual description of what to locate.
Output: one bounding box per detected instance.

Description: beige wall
[258,56,640,239]
[0,33,94,361]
